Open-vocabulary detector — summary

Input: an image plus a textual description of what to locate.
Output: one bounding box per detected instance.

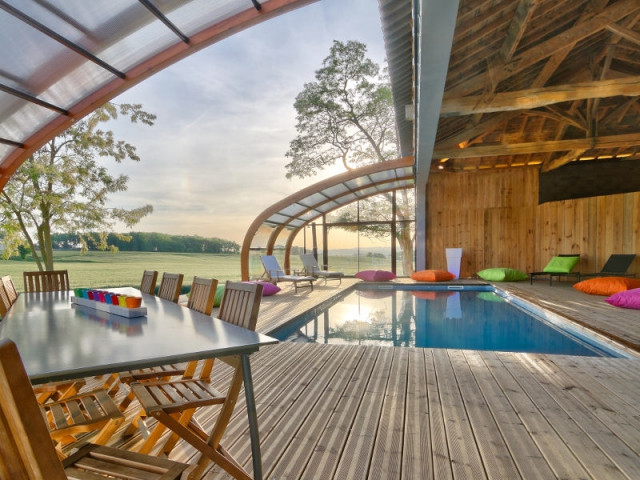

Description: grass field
[0,250,394,292]
[0,251,243,292]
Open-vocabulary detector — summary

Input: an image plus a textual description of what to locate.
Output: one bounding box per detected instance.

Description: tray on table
[71,296,147,318]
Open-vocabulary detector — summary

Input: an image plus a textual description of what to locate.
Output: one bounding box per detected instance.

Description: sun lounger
[529,254,581,285]
[580,254,636,278]
[299,253,343,284]
[261,255,315,292]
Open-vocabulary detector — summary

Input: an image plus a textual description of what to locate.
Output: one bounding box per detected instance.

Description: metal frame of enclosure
[240,156,414,280]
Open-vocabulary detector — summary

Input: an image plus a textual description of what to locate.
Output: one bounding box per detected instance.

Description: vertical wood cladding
[425,168,639,278]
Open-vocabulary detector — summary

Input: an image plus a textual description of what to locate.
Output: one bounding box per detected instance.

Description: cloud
[106,0,385,243]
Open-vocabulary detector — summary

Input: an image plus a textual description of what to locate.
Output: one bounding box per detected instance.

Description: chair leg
[162,408,197,455]
[92,418,123,445]
[138,420,169,455]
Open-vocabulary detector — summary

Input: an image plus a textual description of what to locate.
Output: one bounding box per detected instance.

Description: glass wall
[301,190,414,276]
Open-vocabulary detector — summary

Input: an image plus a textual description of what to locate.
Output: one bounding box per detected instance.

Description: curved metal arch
[240,156,414,280]
[0,0,317,190]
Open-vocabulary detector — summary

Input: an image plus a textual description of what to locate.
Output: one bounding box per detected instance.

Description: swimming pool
[271,284,626,357]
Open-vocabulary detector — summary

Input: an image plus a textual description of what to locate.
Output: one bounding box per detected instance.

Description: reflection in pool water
[272,286,617,357]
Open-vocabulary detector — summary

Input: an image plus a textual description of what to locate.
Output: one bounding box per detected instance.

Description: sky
[107,0,387,245]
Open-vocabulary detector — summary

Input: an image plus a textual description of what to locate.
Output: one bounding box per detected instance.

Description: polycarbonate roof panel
[0,0,315,179]
[256,158,414,230]
[156,0,249,35]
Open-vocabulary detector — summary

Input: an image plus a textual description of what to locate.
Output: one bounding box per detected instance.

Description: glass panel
[323,183,350,197]
[298,192,331,208]
[327,227,359,274]
[357,194,393,222]
[396,220,415,276]
[368,170,396,183]
[314,200,341,214]
[280,203,309,217]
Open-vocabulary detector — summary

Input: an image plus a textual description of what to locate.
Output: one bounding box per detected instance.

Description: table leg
[241,354,263,480]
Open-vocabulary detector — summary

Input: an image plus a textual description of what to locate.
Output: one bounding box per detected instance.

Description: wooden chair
[130,281,264,479]
[23,269,70,292]
[0,276,87,403]
[0,281,11,317]
[187,276,218,315]
[117,277,218,411]
[1,274,18,304]
[0,338,190,479]
[140,269,159,294]
[157,272,184,303]
[43,387,125,450]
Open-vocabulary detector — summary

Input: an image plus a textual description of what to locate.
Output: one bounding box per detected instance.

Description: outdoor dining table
[0,287,278,480]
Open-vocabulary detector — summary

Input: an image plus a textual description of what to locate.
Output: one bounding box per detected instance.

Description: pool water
[272,285,620,357]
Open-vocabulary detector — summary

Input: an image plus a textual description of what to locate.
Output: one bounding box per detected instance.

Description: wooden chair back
[187,277,218,315]
[0,283,11,318]
[140,270,158,295]
[1,275,18,304]
[0,339,69,479]
[23,270,70,293]
[157,272,184,303]
[218,281,263,331]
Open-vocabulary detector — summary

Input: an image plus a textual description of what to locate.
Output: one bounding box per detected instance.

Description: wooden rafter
[500,0,539,62]
[441,75,640,116]
[434,132,640,159]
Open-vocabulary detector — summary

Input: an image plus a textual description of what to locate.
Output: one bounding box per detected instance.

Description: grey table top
[0,287,277,384]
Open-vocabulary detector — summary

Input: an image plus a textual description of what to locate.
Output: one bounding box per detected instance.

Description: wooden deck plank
[448,349,521,479]
[226,344,350,474]
[523,356,640,476]
[303,346,380,478]
[264,345,364,479]
[370,347,409,480]
[499,352,629,480]
[332,347,394,480]
[432,348,487,479]
[481,351,592,479]
[402,348,432,479]
[463,351,557,479]
[424,349,453,480]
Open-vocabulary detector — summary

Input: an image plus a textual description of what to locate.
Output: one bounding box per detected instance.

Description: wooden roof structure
[382,0,640,174]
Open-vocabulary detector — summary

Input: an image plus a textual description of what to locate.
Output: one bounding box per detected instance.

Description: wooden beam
[500,0,539,62]
[606,23,640,46]
[441,75,640,116]
[542,149,588,172]
[436,112,521,150]
[434,132,640,159]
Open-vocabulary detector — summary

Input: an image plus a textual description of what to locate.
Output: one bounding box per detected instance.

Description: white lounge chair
[300,253,343,285]
[261,255,315,292]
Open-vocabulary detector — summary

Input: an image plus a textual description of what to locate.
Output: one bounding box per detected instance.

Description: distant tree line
[49,232,240,254]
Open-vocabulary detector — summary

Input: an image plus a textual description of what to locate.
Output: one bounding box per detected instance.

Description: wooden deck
[101,278,640,479]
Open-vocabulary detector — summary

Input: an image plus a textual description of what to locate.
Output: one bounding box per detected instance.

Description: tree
[285,40,414,274]
[0,103,154,270]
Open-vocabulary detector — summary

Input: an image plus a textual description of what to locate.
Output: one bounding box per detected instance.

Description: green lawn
[0,251,243,292]
[1,250,396,293]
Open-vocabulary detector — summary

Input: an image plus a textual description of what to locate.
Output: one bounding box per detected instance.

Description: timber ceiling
[385,0,640,173]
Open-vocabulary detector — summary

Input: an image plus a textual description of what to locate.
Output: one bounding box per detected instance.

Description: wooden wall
[424,167,640,278]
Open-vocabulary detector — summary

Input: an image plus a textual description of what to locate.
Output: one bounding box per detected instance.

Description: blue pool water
[272,284,622,357]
